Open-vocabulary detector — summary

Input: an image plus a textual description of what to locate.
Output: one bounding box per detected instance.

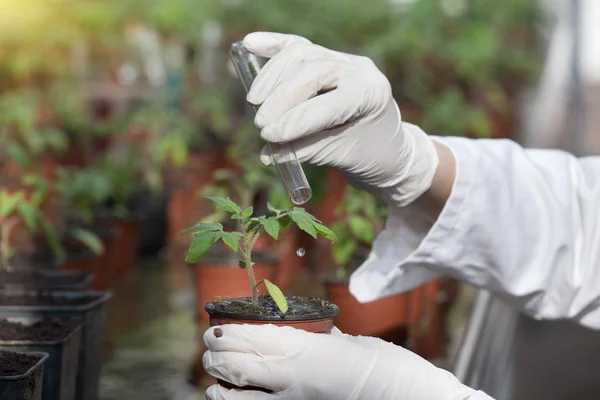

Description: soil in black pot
[0,350,40,376]
[206,295,339,320]
[0,318,81,341]
[0,271,86,287]
[0,293,98,306]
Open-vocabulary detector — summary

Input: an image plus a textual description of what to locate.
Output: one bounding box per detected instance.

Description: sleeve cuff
[469,391,496,400]
[349,136,474,302]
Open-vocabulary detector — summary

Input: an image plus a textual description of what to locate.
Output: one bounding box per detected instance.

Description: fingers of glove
[205,384,278,400]
[261,90,358,143]
[260,125,346,166]
[243,32,311,58]
[254,60,342,129]
[203,350,291,391]
[247,43,339,105]
[204,324,307,355]
[259,145,273,166]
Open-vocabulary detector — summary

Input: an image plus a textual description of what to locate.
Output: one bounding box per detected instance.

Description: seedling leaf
[261,217,280,240]
[289,209,317,238]
[314,222,337,242]
[181,222,223,235]
[241,206,254,219]
[0,191,23,218]
[186,231,217,262]
[264,279,288,313]
[220,231,243,252]
[205,196,241,214]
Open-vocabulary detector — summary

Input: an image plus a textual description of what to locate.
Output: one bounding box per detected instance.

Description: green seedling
[183,197,337,313]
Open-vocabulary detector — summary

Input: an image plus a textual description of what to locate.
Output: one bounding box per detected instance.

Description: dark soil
[0,318,81,341]
[205,295,339,320]
[0,293,99,307]
[0,271,87,288]
[0,350,40,376]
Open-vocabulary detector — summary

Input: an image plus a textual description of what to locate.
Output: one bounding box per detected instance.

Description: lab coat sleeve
[349,136,600,329]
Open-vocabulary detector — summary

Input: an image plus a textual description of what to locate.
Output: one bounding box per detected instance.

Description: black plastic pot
[0,269,94,291]
[0,317,83,400]
[0,351,48,400]
[0,290,112,400]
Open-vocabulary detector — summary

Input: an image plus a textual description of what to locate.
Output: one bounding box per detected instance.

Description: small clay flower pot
[205,295,339,392]
[324,281,409,346]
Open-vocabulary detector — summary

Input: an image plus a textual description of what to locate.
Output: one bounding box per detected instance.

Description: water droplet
[296,248,305,257]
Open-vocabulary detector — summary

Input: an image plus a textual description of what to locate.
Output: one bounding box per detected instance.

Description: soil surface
[0,271,87,288]
[0,350,41,376]
[0,293,99,306]
[206,295,339,320]
[0,318,81,341]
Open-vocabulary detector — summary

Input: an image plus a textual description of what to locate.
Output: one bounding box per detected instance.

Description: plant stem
[241,221,260,305]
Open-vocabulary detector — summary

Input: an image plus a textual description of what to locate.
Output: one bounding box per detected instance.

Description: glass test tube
[229,41,312,205]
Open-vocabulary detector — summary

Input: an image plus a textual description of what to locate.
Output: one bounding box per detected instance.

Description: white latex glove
[243,32,439,207]
[202,324,476,400]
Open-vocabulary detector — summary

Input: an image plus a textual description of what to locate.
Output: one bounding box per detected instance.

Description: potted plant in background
[185,196,338,391]
[324,186,416,346]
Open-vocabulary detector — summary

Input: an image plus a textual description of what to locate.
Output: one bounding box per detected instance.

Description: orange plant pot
[99,218,140,272]
[192,252,277,388]
[166,149,225,243]
[205,297,339,393]
[192,262,276,327]
[324,281,409,345]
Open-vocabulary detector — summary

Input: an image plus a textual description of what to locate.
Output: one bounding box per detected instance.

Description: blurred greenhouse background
[0,0,596,398]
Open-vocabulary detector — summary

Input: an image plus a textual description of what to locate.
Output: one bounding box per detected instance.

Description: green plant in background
[331,187,387,281]
[52,167,108,255]
[184,197,337,312]
[0,91,68,167]
[0,178,63,268]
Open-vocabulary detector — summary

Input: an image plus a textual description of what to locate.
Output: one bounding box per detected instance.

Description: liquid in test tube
[229,41,312,206]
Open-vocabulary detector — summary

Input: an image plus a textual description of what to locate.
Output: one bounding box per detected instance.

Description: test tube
[229,41,312,205]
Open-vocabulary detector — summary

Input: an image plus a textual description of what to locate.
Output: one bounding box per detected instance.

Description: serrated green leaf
[220,231,243,252]
[263,279,288,313]
[72,228,105,255]
[186,231,217,263]
[181,222,223,236]
[289,210,317,238]
[314,223,337,242]
[205,196,242,214]
[261,217,280,240]
[349,215,374,243]
[241,206,254,219]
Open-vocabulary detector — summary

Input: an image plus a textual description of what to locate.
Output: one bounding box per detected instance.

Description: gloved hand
[202,324,476,400]
[243,32,439,207]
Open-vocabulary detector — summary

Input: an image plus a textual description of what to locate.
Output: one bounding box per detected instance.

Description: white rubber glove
[202,324,476,400]
[243,32,439,207]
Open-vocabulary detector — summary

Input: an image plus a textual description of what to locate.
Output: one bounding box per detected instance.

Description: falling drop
[296,248,305,257]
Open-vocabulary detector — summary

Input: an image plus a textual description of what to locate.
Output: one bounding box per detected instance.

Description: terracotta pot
[191,252,277,327]
[60,250,103,275]
[324,281,409,345]
[205,297,339,393]
[98,218,140,272]
[407,285,426,326]
[166,149,225,243]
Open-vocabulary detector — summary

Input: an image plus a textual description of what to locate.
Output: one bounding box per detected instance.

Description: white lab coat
[350,136,600,329]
